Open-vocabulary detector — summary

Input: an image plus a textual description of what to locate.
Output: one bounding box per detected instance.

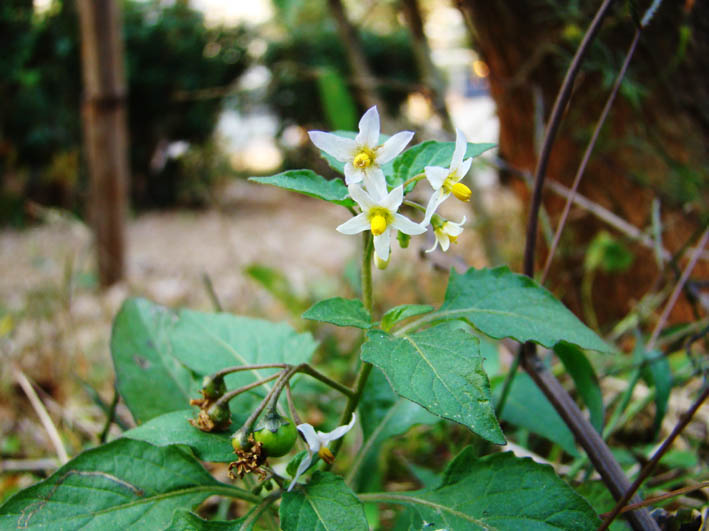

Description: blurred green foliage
[263,27,418,131]
[0,0,249,224]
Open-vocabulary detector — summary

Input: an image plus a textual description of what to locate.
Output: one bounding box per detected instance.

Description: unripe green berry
[253,411,297,457]
[201,375,226,400]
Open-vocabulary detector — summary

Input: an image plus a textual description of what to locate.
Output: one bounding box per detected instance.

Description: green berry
[253,412,297,457]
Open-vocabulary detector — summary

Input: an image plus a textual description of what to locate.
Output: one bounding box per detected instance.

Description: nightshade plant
[3,107,631,530]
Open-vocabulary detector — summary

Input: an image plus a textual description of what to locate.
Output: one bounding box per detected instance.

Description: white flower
[308,106,414,199]
[287,414,356,492]
[426,216,466,253]
[337,184,425,264]
[423,128,473,225]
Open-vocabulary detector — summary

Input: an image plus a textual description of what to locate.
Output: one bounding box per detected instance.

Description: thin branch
[599,384,709,530]
[298,365,354,398]
[13,368,69,464]
[486,158,709,263]
[523,0,616,276]
[202,272,223,312]
[646,227,709,351]
[99,386,119,443]
[0,458,60,473]
[212,364,288,381]
[215,373,282,408]
[285,382,301,425]
[600,480,709,518]
[540,29,642,283]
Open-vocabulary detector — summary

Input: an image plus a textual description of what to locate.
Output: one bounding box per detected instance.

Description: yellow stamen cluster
[370,214,387,235]
[451,183,472,202]
[367,207,393,236]
[353,148,374,169]
[318,446,335,464]
[442,174,472,202]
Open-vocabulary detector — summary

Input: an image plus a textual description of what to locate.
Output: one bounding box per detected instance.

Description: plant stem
[298,364,354,397]
[212,364,288,380]
[403,199,426,212]
[540,28,642,283]
[361,232,374,314]
[99,385,119,444]
[215,373,282,409]
[494,344,522,418]
[329,232,376,462]
[402,173,426,189]
[599,384,709,530]
[239,369,295,435]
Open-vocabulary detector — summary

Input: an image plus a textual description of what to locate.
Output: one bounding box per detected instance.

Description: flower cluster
[309,106,474,267]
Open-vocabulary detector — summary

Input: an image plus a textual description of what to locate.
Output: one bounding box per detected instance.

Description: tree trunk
[77,0,129,287]
[458,0,709,326]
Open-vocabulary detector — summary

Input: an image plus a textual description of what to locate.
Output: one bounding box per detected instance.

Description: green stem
[215,373,282,409]
[495,344,523,417]
[361,232,374,314]
[212,364,288,380]
[402,172,426,189]
[298,364,354,397]
[328,232,376,463]
[403,199,426,213]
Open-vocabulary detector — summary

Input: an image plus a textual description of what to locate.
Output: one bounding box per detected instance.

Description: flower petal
[362,167,388,200]
[348,184,377,212]
[425,232,439,253]
[439,232,451,252]
[344,163,364,186]
[356,106,380,147]
[297,423,322,453]
[309,131,356,161]
[373,229,391,262]
[336,213,369,235]
[446,216,466,237]
[287,452,313,492]
[451,128,467,171]
[376,131,415,163]
[458,157,473,180]
[424,166,448,190]
[392,213,426,235]
[423,189,446,226]
[318,413,357,445]
[381,185,404,212]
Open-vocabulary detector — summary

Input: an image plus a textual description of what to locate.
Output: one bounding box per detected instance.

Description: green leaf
[436,266,610,352]
[123,410,244,462]
[381,449,598,530]
[355,368,438,491]
[391,140,495,188]
[111,298,198,424]
[166,509,249,530]
[315,67,357,131]
[380,304,434,332]
[249,170,354,207]
[585,231,634,273]
[360,323,505,444]
[574,482,626,531]
[0,439,246,530]
[280,472,368,531]
[169,310,317,407]
[244,264,308,315]
[554,342,605,433]
[302,297,371,329]
[642,348,672,436]
[495,372,579,456]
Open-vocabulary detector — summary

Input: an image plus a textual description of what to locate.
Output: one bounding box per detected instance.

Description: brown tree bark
[458,0,709,326]
[77,0,129,287]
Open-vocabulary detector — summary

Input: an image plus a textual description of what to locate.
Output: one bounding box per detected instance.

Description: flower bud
[201,375,226,400]
[451,182,472,202]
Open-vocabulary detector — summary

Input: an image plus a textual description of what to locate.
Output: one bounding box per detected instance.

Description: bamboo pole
[77,0,128,286]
